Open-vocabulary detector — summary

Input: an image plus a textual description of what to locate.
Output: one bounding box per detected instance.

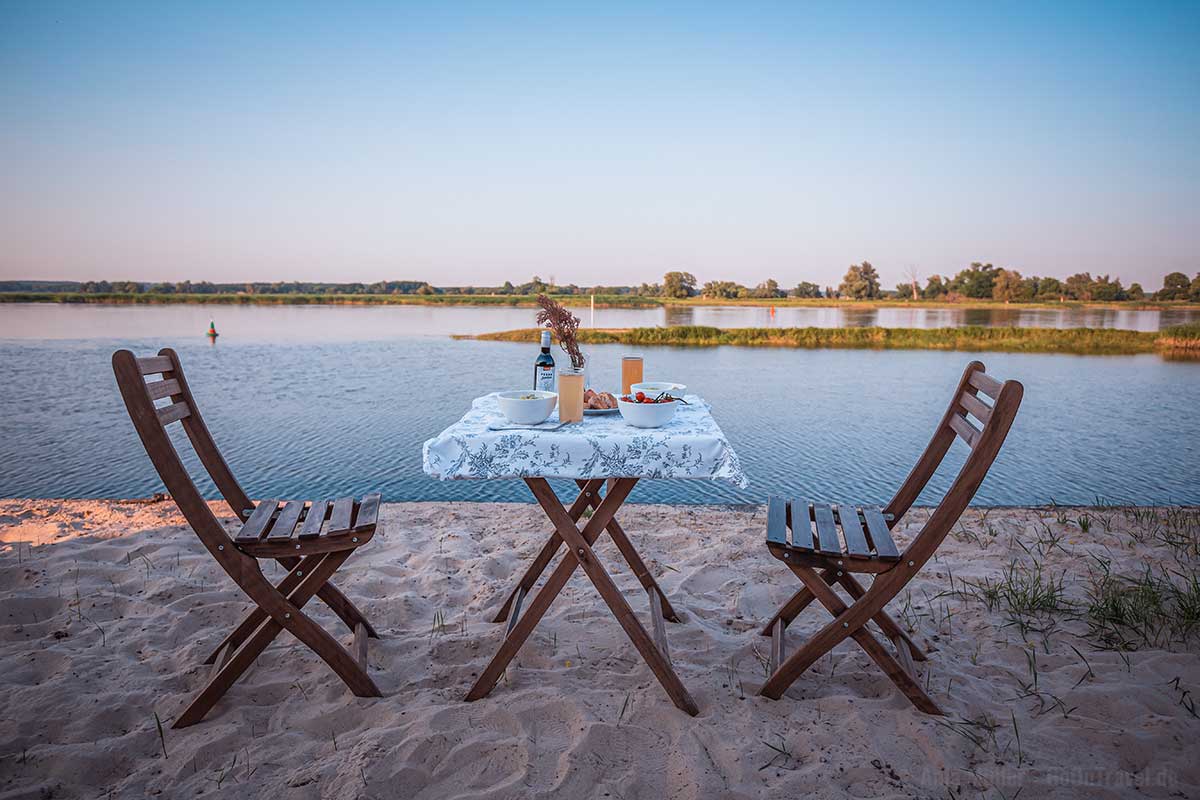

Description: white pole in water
[590,294,595,327]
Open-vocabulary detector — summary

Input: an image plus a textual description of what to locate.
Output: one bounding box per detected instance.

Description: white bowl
[496,390,558,425]
[630,381,687,399]
[617,395,680,428]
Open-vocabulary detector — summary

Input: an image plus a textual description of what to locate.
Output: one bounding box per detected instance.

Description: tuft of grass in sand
[1085,559,1200,651]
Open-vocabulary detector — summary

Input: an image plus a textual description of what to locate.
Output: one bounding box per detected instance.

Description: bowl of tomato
[617,390,683,428]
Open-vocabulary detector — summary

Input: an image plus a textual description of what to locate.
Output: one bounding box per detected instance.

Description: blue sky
[1,1,1197,289]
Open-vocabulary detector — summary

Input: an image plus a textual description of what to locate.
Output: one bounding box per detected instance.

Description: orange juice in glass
[558,367,585,422]
[621,355,644,395]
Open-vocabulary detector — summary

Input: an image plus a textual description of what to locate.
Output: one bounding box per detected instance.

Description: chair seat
[765,497,901,573]
[234,493,381,555]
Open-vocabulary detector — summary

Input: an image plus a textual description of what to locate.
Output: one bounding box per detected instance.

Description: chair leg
[279,556,380,638]
[203,553,378,665]
[759,568,836,636]
[836,572,926,661]
[760,564,942,714]
[175,551,379,728]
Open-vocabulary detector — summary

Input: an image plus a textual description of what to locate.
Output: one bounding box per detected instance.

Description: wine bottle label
[535,365,555,391]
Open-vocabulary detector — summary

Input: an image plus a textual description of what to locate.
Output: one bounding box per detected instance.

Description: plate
[583,389,621,415]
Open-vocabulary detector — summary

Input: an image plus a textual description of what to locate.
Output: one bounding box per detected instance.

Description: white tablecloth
[423,393,747,486]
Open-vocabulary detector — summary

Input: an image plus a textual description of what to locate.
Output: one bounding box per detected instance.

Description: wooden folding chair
[758,361,1023,713]
[112,348,383,727]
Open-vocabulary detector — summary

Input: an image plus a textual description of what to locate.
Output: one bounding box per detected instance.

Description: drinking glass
[621,354,644,395]
[558,367,585,422]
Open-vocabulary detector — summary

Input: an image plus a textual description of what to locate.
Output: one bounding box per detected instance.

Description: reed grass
[463,324,1200,357]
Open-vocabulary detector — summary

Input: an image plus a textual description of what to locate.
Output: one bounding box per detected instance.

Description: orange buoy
[206,320,219,338]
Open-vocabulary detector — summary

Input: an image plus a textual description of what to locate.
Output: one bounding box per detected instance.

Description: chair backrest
[883,360,1023,564]
[112,348,255,565]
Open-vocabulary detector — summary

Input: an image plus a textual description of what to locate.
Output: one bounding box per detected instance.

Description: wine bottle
[534,330,555,391]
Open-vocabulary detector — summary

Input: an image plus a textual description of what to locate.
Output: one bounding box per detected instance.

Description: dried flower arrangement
[535,294,584,369]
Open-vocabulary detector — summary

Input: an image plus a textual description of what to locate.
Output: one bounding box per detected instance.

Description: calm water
[2,301,1199,340]
[1,304,1197,505]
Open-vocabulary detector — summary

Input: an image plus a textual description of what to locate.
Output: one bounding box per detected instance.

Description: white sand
[1,499,1197,799]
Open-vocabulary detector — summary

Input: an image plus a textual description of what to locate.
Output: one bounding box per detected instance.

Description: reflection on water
[1,302,1198,341]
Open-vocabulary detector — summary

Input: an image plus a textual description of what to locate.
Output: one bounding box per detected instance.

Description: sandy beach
[1,498,1197,799]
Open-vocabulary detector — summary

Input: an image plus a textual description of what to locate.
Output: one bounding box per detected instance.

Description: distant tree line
[2,267,1198,302]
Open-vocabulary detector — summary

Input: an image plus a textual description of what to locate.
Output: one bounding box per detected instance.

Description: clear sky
[1,0,1197,290]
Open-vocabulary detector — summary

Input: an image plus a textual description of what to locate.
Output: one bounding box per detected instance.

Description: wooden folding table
[421,390,748,715]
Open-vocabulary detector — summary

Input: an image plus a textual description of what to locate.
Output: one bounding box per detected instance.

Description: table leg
[467,478,699,716]
[490,479,605,623]
[466,478,631,702]
[574,479,681,623]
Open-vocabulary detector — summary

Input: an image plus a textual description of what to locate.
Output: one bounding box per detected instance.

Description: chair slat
[959,391,992,424]
[352,493,382,532]
[789,500,814,550]
[861,507,900,560]
[836,505,871,558]
[812,504,841,555]
[968,370,1002,400]
[236,500,279,543]
[327,497,355,534]
[156,402,191,426]
[949,413,981,448]
[146,378,181,401]
[298,500,329,538]
[766,497,788,545]
[137,355,174,375]
[266,501,305,541]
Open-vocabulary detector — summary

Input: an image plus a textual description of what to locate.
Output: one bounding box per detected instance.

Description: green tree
[1089,274,1125,301]
[752,278,784,299]
[949,262,996,298]
[1190,273,1200,302]
[1127,282,1145,301]
[991,269,1024,302]
[700,280,744,299]
[922,275,948,298]
[662,271,698,299]
[1063,272,1095,300]
[1157,272,1189,300]
[793,281,821,298]
[838,261,881,300]
[1036,277,1063,298]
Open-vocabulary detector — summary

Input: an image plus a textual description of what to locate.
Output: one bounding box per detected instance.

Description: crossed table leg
[466,477,698,716]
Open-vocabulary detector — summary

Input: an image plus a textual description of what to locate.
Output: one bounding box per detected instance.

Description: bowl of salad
[617,390,684,428]
[496,390,558,425]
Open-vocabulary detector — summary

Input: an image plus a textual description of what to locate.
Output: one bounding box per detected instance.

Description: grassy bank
[460,324,1200,357]
[0,292,661,309]
[1,291,1193,312]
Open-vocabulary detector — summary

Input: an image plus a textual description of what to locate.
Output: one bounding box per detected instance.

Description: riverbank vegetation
[462,324,1200,358]
[3,264,1198,306]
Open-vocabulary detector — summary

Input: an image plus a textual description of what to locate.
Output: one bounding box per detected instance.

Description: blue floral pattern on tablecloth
[423,394,747,487]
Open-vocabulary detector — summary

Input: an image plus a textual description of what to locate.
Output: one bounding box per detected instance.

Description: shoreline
[2,291,1197,313]
[2,498,1197,798]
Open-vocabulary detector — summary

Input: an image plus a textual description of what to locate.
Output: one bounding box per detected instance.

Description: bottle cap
[540,330,551,346]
